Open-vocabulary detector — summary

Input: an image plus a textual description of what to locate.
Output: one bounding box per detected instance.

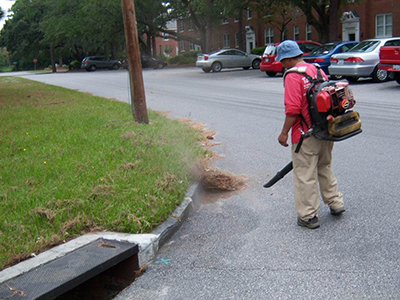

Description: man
[276,40,345,229]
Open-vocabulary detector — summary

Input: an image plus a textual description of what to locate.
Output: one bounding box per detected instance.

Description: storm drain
[0,239,139,300]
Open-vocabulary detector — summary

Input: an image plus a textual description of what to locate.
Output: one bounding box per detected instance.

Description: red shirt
[284,63,328,143]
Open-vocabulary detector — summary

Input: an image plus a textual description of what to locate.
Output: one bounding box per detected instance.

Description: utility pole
[121,0,149,124]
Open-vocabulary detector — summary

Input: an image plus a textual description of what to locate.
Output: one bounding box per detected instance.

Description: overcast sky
[0,0,15,30]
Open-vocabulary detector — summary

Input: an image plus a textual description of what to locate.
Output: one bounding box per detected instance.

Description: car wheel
[212,62,222,72]
[330,75,343,80]
[266,72,277,77]
[252,59,261,69]
[113,64,119,70]
[202,68,211,73]
[157,63,165,69]
[243,67,250,70]
[372,66,388,83]
[89,65,97,72]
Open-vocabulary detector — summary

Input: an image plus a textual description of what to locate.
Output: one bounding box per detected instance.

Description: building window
[162,32,169,41]
[294,25,299,41]
[306,24,312,40]
[235,32,240,48]
[265,28,274,44]
[189,42,195,51]
[376,14,392,37]
[188,19,193,31]
[180,40,185,52]
[247,8,252,20]
[222,18,229,24]
[179,20,184,32]
[223,34,230,48]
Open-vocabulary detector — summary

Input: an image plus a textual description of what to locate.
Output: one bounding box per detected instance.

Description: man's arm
[278,115,297,147]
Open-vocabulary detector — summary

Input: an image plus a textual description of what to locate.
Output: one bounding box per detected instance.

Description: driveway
[22,68,400,299]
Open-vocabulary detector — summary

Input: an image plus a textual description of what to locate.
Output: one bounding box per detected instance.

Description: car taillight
[330,58,339,64]
[314,58,325,62]
[204,55,209,61]
[344,57,364,63]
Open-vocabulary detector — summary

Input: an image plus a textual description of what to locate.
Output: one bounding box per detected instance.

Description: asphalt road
[19,67,400,299]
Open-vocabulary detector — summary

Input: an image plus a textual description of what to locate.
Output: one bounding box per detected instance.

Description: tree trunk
[50,42,56,73]
[329,0,341,41]
[238,9,245,51]
[152,35,157,58]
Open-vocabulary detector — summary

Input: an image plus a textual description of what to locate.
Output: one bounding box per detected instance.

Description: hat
[275,40,303,62]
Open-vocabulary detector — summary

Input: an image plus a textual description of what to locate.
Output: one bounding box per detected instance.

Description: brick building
[155,20,179,57]
[176,0,399,53]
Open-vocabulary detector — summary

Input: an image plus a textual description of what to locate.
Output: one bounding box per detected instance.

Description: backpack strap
[283,64,324,153]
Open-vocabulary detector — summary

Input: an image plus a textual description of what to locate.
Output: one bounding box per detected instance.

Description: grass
[0,66,14,73]
[0,77,207,270]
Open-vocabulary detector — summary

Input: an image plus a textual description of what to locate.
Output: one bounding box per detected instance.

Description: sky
[0,0,15,30]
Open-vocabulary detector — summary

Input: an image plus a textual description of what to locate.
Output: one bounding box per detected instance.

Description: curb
[0,183,199,284]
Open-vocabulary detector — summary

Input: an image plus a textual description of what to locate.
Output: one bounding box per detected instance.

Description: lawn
[0,77,206,270]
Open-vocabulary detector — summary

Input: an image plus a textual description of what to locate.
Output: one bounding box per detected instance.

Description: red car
[260,41,321,77]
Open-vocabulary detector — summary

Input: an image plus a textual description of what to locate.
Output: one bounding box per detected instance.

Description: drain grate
[0,239,138,300]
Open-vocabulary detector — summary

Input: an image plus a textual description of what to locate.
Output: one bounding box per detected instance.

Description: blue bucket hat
[276,40,303,62]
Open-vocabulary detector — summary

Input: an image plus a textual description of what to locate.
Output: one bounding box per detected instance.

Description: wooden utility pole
[121,0,149,124]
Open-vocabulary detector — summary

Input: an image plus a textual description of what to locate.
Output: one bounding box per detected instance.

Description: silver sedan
[196,49,261,73]
[328,38,400,82]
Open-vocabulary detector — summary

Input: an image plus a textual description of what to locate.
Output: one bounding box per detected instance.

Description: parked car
[122,55,167,69]
[196,49,261,73]
[378,38,400,84]
[328,38,400,83]
[141,55,167,69]
[260,41,321,77]
[81,56,121,72]
[303,41,358,78]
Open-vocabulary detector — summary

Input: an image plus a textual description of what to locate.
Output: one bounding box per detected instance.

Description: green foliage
[68,60,81,70]
[0,0,171,70]
[167,51,202,65]
[0,77,206,270]
[251,47,266,55]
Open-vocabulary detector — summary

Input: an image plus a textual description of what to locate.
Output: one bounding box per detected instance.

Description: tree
[289,0,349,43]
[167,0,226,52]
[0,0,49,69]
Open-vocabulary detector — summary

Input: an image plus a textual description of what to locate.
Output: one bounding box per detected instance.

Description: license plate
[393,65,400,70]
[338,60,344,65]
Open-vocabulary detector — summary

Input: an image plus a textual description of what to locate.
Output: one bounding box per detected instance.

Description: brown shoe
[297,216,320,229]
[330,207,345,216]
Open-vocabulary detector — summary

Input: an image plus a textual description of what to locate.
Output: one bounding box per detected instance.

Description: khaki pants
[292,136,343,221]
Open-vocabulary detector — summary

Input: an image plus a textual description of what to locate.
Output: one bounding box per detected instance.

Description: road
[18,68,400,299]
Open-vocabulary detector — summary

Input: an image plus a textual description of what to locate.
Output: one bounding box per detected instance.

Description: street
[20,67,400,299]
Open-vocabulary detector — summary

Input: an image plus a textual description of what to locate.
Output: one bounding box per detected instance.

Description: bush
[167,51,202,65]
[69,60,80,70]
[251,47,266,55]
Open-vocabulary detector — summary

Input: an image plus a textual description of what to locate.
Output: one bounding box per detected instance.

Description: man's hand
[278,132,289,147]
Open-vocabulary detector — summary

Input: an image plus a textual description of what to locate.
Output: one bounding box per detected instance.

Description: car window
[232,50,246,56]
[263,45,277,55]
[384,40,400,46]
[340,43,358,53]
[349,41,380,52]
[310,43,336,55]
[218,51,231,56]
[299,43,320,53]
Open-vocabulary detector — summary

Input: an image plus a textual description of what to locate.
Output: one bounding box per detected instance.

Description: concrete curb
[0,183,199,284]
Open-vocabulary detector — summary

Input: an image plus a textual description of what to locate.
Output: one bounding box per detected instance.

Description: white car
[328,38,400,82]
[196,49,261,73]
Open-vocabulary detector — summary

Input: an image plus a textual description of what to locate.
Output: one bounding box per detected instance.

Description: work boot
[297,216,320,229]
[330,206,345,216]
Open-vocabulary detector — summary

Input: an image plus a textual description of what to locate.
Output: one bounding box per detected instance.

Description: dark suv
[81,56,121,71]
